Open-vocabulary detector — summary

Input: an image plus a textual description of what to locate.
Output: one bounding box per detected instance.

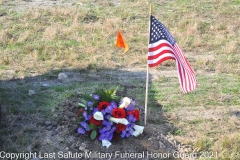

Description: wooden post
[144,4,152,126]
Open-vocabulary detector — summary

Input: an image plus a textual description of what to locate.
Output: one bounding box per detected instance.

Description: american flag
[148,15,197,93]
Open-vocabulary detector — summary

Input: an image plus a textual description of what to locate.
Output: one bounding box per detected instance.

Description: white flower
[102,139,111,148]
[132,131,140,137]
[134,125,144,133]
[131,125,144,137]
[119,97,131,108]
[93,111,104,120]
[109,117,129,125]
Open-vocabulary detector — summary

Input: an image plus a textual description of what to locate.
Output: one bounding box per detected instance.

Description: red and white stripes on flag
[148,16,197,93]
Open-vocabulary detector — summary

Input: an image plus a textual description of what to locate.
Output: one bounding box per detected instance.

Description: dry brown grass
[0,0,151,76]
[4,1,231,75]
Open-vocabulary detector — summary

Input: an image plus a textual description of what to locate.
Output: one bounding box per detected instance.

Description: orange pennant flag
[116,30,129,54]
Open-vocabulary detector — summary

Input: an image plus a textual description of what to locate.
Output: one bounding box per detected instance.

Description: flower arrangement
[77,89,144,148]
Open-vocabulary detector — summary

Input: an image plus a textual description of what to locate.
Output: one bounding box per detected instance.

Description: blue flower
[125,100,136,111]
[78,128,85,134]
[98,133,105,141]
[106,125,111,131]
[99,125,112,133]
[87,115,91,120]
[120,130,126,138]
[87,101,93,106]
[105,114,111,120]
[126,114,136,123]
[102,120,113,126]
[108,134,113,141]
[93,94,100,100]
[126,125,134,137]
[131,100,136,107]
[111,126,116,132]
[128,123,135,128]
[120,124,134,138]
[110,101,117,108]
[98,131,114,141]
[98,120,116,141]
[99,127,107,134]
[101,109,107,115]
[93,108,99,113]
[80,121,90,131]
[83,111,88,120]
[105,131,110,137]
[105,105,114,114]
[80,121,87,128]
[83,111,91,121]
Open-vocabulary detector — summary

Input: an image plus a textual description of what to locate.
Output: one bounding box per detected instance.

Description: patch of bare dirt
[35,98,186,160]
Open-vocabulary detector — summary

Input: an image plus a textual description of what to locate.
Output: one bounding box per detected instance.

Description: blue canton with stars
[149,15,176,46]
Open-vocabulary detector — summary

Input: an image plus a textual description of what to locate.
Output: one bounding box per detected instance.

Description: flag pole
[144,4,152,126]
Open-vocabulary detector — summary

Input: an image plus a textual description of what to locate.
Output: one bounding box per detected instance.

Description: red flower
[77,108,84,118]
[78,108,84,114]
[115,123,127,133]
[128,109,140,120]
[112,108,126,118]
[97,102,110,111]
[90,116,102,126]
